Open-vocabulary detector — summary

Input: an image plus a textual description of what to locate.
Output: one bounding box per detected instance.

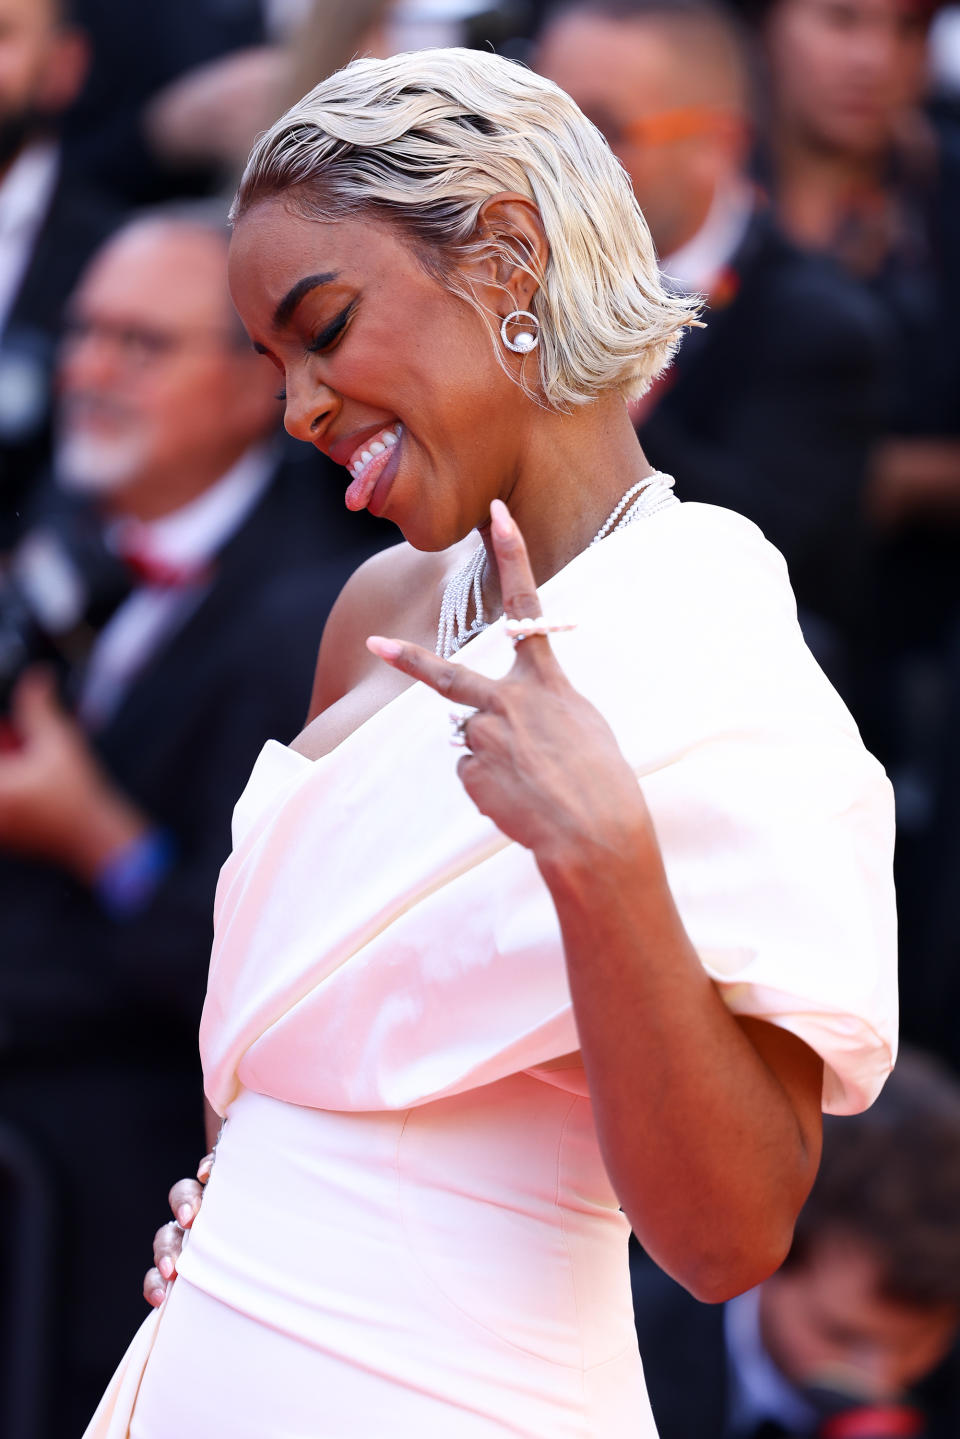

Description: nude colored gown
[86,503,898,1438]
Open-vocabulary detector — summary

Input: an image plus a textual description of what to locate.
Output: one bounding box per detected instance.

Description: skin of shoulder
[307,539,450,719]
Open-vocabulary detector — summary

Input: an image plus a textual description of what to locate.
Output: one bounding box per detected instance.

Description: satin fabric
[85,502,897,1438]
[203,502,896,1121]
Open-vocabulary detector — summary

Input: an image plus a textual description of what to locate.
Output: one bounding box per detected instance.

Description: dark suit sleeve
[640,262,893,630]
[80,568,342,1028]
[630,1243,729,1439]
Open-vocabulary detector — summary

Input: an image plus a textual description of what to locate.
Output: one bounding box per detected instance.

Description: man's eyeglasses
[593,105,747,150]
[60,317,242,370]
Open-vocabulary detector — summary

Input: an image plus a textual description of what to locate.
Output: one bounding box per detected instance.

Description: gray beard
[55,431,146,496]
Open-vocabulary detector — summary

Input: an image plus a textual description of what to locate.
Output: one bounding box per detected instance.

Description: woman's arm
[540,827,822,1303]
[368,499,825,1304]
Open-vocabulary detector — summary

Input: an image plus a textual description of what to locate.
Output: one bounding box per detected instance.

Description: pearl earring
[500,310,540,354]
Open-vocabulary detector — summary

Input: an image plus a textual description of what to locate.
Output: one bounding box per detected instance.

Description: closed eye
[308,301,354,354]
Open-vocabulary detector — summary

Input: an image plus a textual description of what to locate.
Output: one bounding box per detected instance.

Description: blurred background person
[743,0,960,1050]
[138,0,388,188]
[69,0,529,208]
[534,0,893,699]
[0,0,119,547]
[633,1049,960,1438]
[0,209,392,1438]
[133,0,532,191]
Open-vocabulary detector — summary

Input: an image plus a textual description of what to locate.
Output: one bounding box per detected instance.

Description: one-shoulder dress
[86,502,898,1439]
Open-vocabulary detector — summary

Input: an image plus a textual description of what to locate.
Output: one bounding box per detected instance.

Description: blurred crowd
[0,0,958,1434]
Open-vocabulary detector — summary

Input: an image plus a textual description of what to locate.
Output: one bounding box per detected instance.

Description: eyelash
[274,304,354,404]
[308,303,353,354]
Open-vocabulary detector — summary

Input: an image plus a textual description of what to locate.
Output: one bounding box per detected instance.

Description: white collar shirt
[77,443,276,730]
[724,1286,819,1438]
[661,178,756,298]
[0,140,59,338]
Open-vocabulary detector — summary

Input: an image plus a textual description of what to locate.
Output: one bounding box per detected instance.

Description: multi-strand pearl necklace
[436,470,677,659]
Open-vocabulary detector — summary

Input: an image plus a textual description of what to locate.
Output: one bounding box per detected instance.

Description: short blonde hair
[232,47,701,409]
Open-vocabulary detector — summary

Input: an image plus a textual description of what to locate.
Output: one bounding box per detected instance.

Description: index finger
[365,636,494,710]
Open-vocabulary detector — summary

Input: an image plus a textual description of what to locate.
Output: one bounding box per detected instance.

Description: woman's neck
[477,393,656,617]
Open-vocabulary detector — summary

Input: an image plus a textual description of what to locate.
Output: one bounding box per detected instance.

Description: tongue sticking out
[344,425,402,512]
[345,447,392,511]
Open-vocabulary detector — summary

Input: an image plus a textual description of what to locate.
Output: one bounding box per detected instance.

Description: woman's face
[228,197,536,551]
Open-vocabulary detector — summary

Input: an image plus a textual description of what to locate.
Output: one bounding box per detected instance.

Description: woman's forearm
[537,820,823,1303]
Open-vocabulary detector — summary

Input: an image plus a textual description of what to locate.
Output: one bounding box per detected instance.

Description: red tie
[118,545,212,589]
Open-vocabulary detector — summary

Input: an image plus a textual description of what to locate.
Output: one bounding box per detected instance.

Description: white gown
[86,503,898,1438]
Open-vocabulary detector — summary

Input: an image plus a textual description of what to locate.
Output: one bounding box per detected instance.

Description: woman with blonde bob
[87,47,896,1439]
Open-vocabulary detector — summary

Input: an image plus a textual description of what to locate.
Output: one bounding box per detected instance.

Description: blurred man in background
[535,0,892,697]
[747,0,960,1055]
[0,211,390,1437]
[633,1050,960,1438]
[0,0,119,544]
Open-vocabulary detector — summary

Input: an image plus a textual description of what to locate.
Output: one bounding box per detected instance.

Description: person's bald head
[0,0,89,174]
[56,214,282,520]
[535,0,754,254]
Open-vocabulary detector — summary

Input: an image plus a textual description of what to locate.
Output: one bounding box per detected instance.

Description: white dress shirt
[661,177,756,297]
[78,444,276,729]
[0,140,59,338]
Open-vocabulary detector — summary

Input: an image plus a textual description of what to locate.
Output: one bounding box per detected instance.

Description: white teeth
[348,424,401,475]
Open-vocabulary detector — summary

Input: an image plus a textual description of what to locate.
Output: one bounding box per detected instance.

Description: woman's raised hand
[142,1153,213,1308]
[367,499,650,869]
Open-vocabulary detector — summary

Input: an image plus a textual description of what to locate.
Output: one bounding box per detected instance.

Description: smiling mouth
[343,422,403,512]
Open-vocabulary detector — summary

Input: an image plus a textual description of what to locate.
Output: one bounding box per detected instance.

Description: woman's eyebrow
[273,271,340,329]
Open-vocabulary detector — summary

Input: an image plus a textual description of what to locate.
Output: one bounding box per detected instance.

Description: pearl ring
[504,616,578,643]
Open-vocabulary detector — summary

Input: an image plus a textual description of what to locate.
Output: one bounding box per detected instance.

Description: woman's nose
[282,372,338,444]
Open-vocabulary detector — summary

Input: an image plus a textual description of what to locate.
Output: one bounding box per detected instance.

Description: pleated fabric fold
[200,503,897,1121]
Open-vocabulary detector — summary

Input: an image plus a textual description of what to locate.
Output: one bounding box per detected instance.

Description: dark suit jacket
[637,208,891,670]
[0,445,395,1436]
[0,445,394,1048]
[631,1246,960,1439]
[64,0,265,207]
[0,161,122,546]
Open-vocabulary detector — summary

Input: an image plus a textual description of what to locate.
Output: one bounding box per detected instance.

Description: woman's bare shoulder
[308,539,453,717]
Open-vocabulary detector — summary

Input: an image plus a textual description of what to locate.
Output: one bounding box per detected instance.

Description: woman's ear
[468,192,550,320]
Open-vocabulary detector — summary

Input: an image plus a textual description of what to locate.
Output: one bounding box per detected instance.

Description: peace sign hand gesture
[367,499,653,872]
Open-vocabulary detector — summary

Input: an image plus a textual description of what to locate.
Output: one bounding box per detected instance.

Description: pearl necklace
[436,470,677,659]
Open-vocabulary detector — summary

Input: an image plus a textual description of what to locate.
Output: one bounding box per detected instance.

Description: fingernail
[150,1287,165,1307]
[177,1204,193,1227]
[490,499,513,539]
[159,1256,175,1279]
[366,636,403,660]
